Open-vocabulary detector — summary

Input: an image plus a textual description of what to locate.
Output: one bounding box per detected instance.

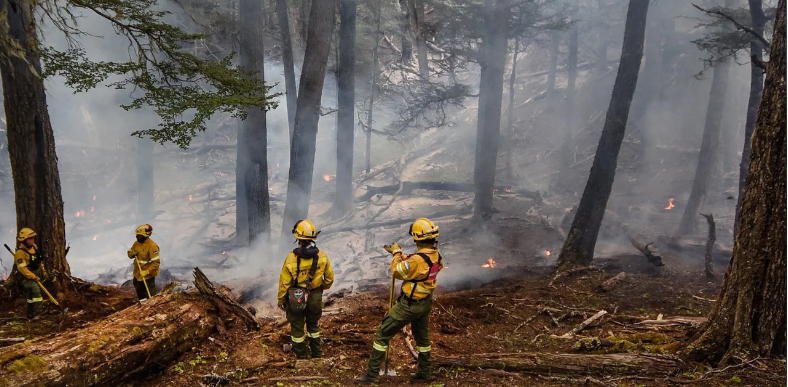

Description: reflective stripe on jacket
[128,238,161,280]
[392,247,442,300]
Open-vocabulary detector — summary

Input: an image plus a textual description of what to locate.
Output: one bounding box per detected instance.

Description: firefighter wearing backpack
[355,218,444,384]
[277,219,334,359]
[13,228,47,320]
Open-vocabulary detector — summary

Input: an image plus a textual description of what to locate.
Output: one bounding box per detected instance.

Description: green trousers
[365,296,433,377]
[133,277,156,301]
[19,268,43,320]
[286,289,323,359]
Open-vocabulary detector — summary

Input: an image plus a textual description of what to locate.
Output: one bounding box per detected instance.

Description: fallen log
[0,268,256,387]
[321,205,472,235]
[193,267,260,331]
[358,181,542,203]
[0,338,24,347]
[625,233,665,267]
[599,272,626,292]
[434,352,682,376]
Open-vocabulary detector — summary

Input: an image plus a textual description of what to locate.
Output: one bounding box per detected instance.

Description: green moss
[573,337,603,352]
[8,355,47,373]
[728,375,742,383]
[611,332,673,344]
[88,336,114,352]
[612,340,637,353]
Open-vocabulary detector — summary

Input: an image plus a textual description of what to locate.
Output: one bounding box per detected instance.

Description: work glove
[139,269,149,278]
[127,250,138,258]
[383,242,402,255]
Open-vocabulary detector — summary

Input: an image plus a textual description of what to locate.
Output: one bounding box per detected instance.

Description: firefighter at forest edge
[14,228,47,320]
[355,218,444,384]
[127,224,160,301]
[277,219,334,359]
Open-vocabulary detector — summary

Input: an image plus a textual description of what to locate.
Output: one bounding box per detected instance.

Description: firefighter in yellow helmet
[14,228,48,320]
[355,218,444,384]
[127,224,160,301]
[277,219,334,359]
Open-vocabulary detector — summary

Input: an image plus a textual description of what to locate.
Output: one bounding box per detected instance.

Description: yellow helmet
[17,228,37,242]
[135,224,153,237]
[409,218,439,241]
[292,219,319,241]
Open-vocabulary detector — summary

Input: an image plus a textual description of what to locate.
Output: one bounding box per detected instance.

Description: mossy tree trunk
[685,0,786,365]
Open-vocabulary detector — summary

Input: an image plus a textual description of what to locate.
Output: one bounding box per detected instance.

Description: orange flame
[221,251,226,255]
[75,211,85,218]
[545,249,551,256]
[505,187,512,193]
[481,258,497,268]
[665,198,675,210]
[323,174,336,182]
[188,195,193,201]
[92,235,97,241]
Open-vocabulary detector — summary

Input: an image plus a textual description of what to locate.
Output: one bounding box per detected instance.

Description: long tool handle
[3,244,13,256]
[135,258,152,299]
[36,280,59,306]
[384,274,395,374]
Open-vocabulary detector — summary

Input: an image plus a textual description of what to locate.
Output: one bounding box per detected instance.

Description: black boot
[410,372,433,382]
[308,336,322,358]
[353,374,379,385]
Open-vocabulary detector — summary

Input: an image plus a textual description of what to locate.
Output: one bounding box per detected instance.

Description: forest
[0,0,784,385]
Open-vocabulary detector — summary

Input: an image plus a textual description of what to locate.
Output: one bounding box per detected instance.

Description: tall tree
[398,0,413,63]
[503,36,521,182]
[678,0,735,235]
[365,0,382,174]
[472,0,510,222]
[734,0,767,235]
[557,0,649,267]
[334,0,356,215]
[239,0,271,243]
[546,31,560,100]
[0,0,70,294]
[276,0,298,139]
[407,0,429,78]
[685,0,785,363]
[559,1,579,188]
[281,0,336,239]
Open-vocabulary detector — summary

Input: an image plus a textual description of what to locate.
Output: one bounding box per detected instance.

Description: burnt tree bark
[472,0,510,222]
[407,0,429,79]
[557,0,649,267]
[734,0,767,236]
[685,0,786,363]
[546,31,560,101]
[276,0,298,139]
[281,0,336,239]
[239,0,271,244]
[398,0,413,63]
[136,138,154,224]
[559,2,579,188]
[235,122,249,243]
[503,37,520,182]
[594,0,609,73]
[365,0,382,174]
[0,0,70,294]
[334,0,356,215]
[678,59,731,235]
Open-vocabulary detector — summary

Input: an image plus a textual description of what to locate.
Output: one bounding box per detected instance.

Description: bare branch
[692,3,771,51]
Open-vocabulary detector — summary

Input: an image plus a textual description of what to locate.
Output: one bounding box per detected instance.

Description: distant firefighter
[127,224,160,302]
[14,228,47,320]
[278,219,334,359]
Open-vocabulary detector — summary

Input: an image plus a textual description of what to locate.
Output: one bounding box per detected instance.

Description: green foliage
[188,355,207,366]
[728,375,742,383]
[30,0,278,148]
[8,355,47,373]
[172,362,185,374]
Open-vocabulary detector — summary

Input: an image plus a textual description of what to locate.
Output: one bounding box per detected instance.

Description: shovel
[380,274,397,376]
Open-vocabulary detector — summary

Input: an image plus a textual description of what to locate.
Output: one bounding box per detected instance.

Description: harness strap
[404,253,443,299]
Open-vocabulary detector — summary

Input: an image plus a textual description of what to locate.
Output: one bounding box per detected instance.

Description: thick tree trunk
[365,0,382,175]
[734,0,766,236]
[398,0,413,63]
[434,353,682,376]
[0,0,70,294]
[686,0,786,364]
[300,0,311,47]
[557,0,649,267]
[240,0,271,244]
[503,37,520,182]
[407,0,429,79]
[559,4,579,187]
[678,60,731,235]
[281,0,336,239]
[472,0,510,222]
[594,0,609,73]
[136,138,154,224]
[276,0,298,140]
[546,31,560,101]
[334,0,356,215]
[235,121,249,244]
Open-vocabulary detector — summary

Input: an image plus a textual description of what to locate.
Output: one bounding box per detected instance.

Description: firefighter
[355,218,444,384]
[14,228,47,320]
[277,219,334,359]
[127,224,160,301]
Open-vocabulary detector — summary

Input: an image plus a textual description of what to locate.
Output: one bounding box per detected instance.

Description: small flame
[323,174,336,182]
[481,258,497,268]
[545,249,551,256]
[90,206,95,212]
[75,211,85,218]
[492,188,499,194]
[92,235,97,241]
[665,198,675,210]
[221,251,226,255]
[188,195,193,201]
[504,187,512,193]
[216,172,226,177]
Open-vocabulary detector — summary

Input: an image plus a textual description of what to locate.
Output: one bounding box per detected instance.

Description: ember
[323,174,336,182]
[665,198,675,210]
[188,195,194,201]
[92,195,97,201]
[481,258,497,268]
[75,211,85,218]
[92,235,97,241]
[545,249,551,256]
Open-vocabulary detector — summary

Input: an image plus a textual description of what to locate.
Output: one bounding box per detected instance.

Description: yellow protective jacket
[127,238,160,281]
[277,250,334,305]
[14,244,46,281]
[392,247,443,301]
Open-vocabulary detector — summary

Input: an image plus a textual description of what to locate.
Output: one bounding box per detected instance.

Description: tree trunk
[0,0,70,294]
[472,0,510,222]
[559,3,579,188]
[239,0,271,244]
[594,0,609,73]
[334,0,356,215]
[407,0,429,79]
[734,0,766,236]
[365,0,382,175]
[546,31,560,101]
[685,0,786,364]
[300,0,311,47]
[281,0,336,239]
[398,0,413,63]
[276,0,298,140]
[434,353,682,376]
[235,121,249,244]
[503,37,520,182]
[557,0,649,267]
[678,60,731,235]
[136,138,154,224]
